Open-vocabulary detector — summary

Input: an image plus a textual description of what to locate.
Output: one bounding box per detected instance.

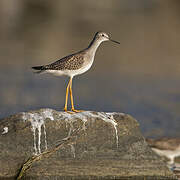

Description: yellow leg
[69,77,84,113]
[64,79,71,112]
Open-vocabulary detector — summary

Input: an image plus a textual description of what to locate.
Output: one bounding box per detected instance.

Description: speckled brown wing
[44,53,85,71]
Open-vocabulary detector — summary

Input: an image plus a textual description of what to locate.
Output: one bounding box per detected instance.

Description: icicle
[37,125,42,154]
[43,124,48,150]
[32,126,38,155]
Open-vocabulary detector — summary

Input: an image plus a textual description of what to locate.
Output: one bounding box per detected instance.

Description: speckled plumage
[41,52,85,71]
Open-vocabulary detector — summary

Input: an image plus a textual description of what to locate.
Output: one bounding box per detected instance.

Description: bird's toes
[71,109,84,113]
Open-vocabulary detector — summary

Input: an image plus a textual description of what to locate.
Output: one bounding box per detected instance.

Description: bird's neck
[87,38,102,55]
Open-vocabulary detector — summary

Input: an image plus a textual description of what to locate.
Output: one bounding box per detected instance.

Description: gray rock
[0,109,176,179]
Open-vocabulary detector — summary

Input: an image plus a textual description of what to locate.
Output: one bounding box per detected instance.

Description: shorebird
[146,138,180,169]
[32,31,120,113]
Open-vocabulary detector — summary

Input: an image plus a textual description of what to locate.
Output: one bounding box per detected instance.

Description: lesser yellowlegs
[32,31,120,113]
[146,138,180,169]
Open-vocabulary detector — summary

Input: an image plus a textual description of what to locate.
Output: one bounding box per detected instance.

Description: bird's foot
[64,108,75,114]
[71,109,84,113]
[64,108,84,113]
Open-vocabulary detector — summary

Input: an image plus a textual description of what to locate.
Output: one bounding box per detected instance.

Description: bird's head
[95,31,120,44]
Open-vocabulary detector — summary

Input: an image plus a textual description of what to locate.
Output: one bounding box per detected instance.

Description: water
[0,0,180,138]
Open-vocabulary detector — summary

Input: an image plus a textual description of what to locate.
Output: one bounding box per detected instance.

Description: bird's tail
[32,66,46,74]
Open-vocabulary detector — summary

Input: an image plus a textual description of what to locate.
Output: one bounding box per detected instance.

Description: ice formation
[56,111,119,147]
[22,109,54,154]
[21,109,119,155]
[2,127,8,135]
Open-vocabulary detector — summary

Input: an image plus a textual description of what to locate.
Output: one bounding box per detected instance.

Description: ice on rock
[60,111,119,148]
[21,109,119,155]
[22,109,54,154]
[2,127,8,135]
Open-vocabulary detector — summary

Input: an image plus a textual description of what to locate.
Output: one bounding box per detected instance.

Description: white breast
[75,60,93,75]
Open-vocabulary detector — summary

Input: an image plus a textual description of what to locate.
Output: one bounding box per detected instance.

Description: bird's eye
[102,34,104,37]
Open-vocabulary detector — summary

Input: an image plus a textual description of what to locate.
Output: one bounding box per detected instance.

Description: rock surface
[0,109,176,179]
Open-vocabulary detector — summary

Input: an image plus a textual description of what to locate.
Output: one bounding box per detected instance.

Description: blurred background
[0,0,180,138]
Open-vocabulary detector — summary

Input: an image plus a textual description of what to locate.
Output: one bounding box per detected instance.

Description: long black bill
[109,39,120,44]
